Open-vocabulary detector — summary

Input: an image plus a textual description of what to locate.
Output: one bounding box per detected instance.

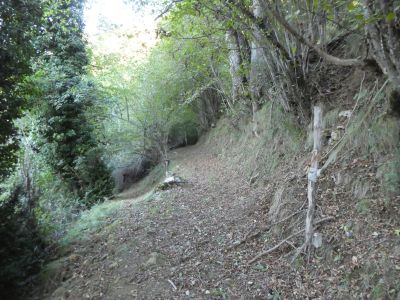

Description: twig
[284,240,297,250]
[194,225,201,233]
[226,201,306,251]
[248,172,259,186]
[248,229,303,265]
[247,216,334,264]
[155,0,183,20]
[167,279,177,291]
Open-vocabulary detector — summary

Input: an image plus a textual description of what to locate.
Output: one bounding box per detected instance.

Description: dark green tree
[0,0,42,177]
[30,0,113,203]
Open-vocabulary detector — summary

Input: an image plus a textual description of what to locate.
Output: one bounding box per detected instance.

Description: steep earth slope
[30,60,400,299]
[30,131,399,299]
[30,142,271,299]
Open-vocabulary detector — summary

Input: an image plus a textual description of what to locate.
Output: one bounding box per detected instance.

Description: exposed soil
[28,134,400,299]
[29,143,272,299]
[27,35,400,300]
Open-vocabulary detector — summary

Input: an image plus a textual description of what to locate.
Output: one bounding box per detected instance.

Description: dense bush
[0,174,44,299]
[0,0,113,297]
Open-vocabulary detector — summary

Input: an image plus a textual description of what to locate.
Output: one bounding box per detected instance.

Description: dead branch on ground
[226,201,306,251]
[247,216,334,265]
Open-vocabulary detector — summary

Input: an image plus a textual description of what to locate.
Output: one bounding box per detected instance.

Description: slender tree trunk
[305,105,322,251]
[125,96,130,121]
[249,0,266,136]
[226,29,243,105]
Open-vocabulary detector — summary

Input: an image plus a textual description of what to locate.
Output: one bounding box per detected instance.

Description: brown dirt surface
[27,35,400,300]
[30,143,273,299]
[30,130,400,299]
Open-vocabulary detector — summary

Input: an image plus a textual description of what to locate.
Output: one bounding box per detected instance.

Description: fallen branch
[247,216,334,264]
[226,202,306,251]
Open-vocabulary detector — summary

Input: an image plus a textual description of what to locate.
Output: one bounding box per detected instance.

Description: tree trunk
[305,105,322,251]
[250,0,267,136]
[364,0,400,88]
[226,29,244,105]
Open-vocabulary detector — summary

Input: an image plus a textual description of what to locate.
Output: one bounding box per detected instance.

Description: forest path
[37,141,272,299]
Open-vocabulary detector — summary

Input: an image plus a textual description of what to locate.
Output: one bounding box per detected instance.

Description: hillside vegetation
[0,0,399,299]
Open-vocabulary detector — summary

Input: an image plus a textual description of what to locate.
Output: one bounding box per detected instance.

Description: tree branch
[264,1,365,67]
[247,216,334,264]
[155,0,184,20]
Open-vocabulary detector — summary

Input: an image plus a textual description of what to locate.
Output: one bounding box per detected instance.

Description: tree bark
[226,29,244,105]
[305,105,322,251]
[364,0,400,88]
[250,0,266,136]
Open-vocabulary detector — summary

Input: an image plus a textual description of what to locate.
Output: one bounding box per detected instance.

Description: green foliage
[61,200,124,245]
[211,287,228,299]
[0,170,44,298]
[0,1,114,296]
[0,0,43,177]
[89,11,227,169]
[355,199,372,215]
[22,0,113,203]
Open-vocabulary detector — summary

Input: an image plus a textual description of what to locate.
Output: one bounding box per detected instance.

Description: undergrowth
[206,102,305,181]
[61,200,124,246]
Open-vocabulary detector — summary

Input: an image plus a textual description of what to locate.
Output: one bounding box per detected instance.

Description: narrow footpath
[34,143,274,299]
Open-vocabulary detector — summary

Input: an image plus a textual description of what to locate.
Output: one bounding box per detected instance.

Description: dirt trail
[35,143,274,299]
[31,136,400,299]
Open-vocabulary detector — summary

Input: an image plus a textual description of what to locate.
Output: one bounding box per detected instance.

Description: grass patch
[147,205,161,216]
[204,103,304,181]
[355,199,371,215]
[61,200,124,245]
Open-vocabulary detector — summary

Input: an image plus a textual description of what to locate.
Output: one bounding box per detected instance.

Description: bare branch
[264,1,365,67]
[155,0,183,20]
[247,216,334,264]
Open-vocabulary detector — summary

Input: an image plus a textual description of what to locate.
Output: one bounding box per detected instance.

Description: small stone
[339,110,352,118]
[247,281,254,285]
[144,252,166,268]
[185,290,190,296]
[205,290,210,294]
[68,254,80,263]
[331,131,338,140]
[312,232,322,248]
